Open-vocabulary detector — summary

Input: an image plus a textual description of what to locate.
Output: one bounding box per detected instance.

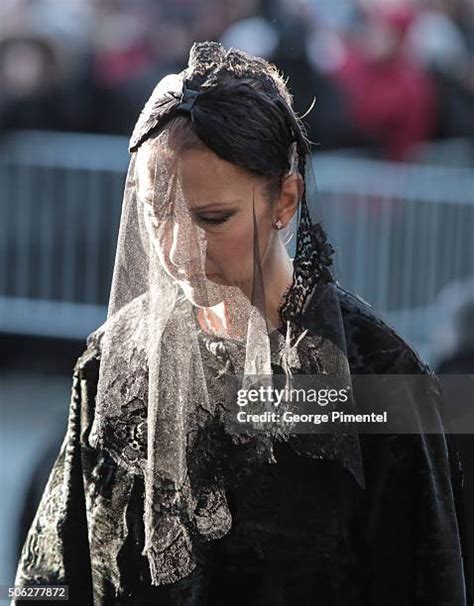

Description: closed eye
[195,212,234,225]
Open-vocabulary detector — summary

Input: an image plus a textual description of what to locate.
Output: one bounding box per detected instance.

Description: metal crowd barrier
[312,154,474,357]
[1,130,473,360]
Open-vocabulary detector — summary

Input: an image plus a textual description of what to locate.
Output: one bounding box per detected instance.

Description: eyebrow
[191,200,244,211]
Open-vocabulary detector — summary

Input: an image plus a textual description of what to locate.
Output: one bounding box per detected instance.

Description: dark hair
[162,111,288,203]
[132,42,310,202]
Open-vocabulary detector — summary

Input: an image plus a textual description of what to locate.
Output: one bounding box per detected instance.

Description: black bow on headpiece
[176,84,201,113]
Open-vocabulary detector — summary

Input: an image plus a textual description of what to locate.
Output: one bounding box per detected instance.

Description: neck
[261,237,293,330]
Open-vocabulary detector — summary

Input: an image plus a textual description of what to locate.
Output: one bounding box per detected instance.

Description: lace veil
[87,42,365,586]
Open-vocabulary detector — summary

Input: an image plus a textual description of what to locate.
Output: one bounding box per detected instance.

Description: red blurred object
[93,41,153,88]
[334,44,437,161]
[370,3,416,36]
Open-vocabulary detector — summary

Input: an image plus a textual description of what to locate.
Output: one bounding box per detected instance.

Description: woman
[13,42,470,605]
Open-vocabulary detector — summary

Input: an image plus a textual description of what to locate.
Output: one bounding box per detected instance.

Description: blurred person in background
[0,0,96,133]
[331,1,438,161]
[406,0,474,143]
[0,33,84,132]
[83,0,159,134]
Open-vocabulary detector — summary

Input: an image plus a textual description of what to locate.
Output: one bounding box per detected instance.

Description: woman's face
[142,145,281,307]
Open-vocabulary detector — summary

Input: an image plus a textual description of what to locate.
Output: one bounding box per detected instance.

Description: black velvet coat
[12,285,471,605]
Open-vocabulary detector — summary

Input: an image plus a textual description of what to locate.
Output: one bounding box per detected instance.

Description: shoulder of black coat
[335,283,432,375]
[72,293,149,380]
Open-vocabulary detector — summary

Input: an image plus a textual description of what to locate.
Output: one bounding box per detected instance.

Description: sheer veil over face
[139,134,272,308]
[138,123,301,339]
[88,42,365,587]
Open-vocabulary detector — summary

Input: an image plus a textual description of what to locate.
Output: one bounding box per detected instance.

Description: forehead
[135,137,177,204]
[177,148,259,207]
[136,138,265,211]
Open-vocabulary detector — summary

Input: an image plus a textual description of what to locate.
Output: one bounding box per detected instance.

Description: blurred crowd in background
[1,0,474,161]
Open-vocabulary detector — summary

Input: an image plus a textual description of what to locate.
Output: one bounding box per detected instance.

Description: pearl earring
[273,219,284,230]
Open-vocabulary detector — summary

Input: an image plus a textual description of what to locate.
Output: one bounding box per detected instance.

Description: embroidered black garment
[12,285,471,605]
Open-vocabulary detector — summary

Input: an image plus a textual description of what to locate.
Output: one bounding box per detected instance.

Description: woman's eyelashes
[194,211,234,225]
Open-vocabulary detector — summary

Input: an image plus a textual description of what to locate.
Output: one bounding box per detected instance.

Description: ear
[274,173,303,227]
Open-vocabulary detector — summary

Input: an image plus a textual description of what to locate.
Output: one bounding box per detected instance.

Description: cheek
[205,207,273,278]
[206,225,252,275]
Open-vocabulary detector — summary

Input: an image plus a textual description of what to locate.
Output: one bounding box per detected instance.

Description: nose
[168,219,207,277]
[169,221,188,269]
